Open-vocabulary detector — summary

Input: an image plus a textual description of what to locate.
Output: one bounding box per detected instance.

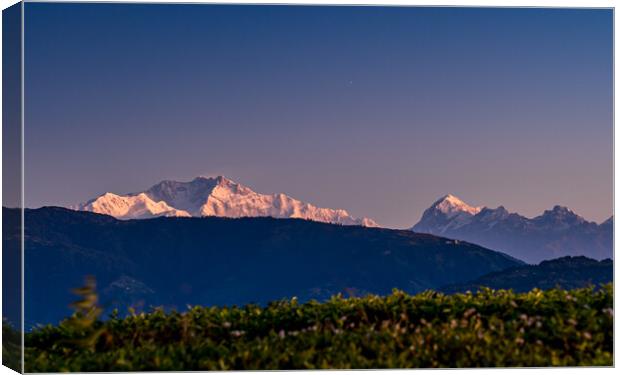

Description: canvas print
[2,2,614,371]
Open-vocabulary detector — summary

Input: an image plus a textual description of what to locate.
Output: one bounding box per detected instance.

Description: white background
[0,1,617,374]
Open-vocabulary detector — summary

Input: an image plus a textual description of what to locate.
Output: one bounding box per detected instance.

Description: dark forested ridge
[440,256,613,294]
[5,207,523,327]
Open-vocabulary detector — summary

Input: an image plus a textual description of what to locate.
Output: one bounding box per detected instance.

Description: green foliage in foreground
[2,320,22,372]
[25,285,613,371]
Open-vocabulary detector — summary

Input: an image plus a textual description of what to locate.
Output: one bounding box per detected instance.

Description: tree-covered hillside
[441,256,613,294]
[7,207,522,326]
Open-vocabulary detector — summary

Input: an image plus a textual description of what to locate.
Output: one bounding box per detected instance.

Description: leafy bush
[2,319,22,372]
[25,284,613,371]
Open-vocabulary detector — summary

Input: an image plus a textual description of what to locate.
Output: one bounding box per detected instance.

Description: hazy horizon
[22,4,613,227]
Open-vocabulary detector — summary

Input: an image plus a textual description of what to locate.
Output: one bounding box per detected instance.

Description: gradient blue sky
[24,4,612,228]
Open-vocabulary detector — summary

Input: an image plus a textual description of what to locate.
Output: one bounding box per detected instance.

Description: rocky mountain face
[77,176,378,227]
[412,195,612,263]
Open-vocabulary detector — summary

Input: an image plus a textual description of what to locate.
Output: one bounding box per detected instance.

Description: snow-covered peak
[549,205,571,213]
[193,175,237,187]
[411,196,612,262]
[76,176,378,227]
[537,205,582,220]
[78,192,191,219]
[477,206,510,220]
[431,194,483,218]
[533,205,586,229]
[411,194,483,234]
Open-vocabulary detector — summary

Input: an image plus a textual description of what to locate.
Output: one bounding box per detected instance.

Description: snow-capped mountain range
[411,194,612,263]
[76,176,378,227]
[75,180,611,263]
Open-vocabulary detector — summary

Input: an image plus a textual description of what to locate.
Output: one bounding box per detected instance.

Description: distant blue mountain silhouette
[412,195,612,263]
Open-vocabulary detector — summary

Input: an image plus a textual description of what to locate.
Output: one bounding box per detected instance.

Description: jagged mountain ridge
[412,195,612,263]
[77,176,378,227]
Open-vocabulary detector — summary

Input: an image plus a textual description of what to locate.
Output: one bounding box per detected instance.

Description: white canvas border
[0,1,616,374]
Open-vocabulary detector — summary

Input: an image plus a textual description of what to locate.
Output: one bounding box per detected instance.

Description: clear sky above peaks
[23,4,612,228]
